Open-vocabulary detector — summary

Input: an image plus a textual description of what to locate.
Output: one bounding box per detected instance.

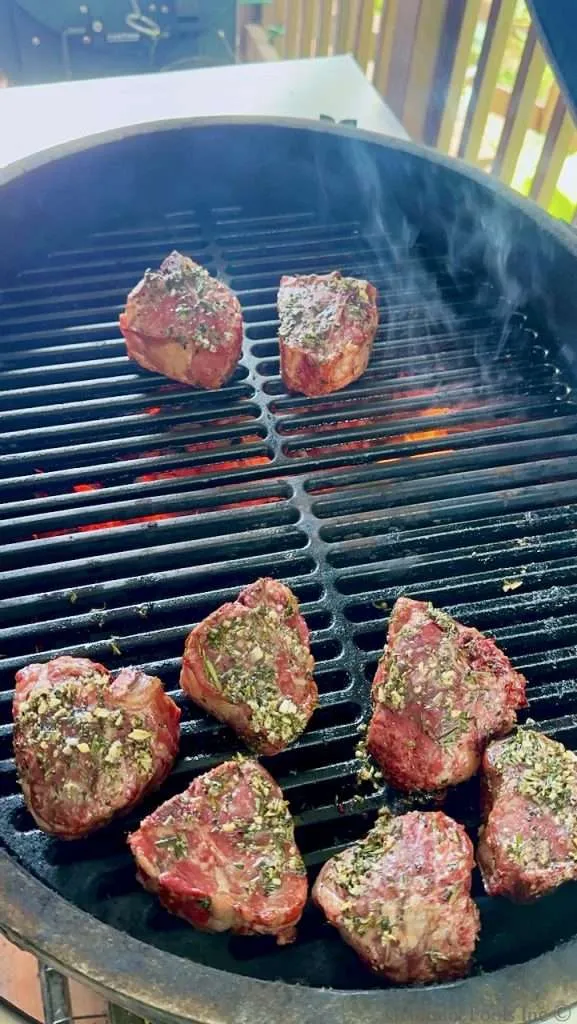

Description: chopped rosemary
[277,272,375,356]
[14,664,158,787]
[155,834,188,859]
[201,593,314,747]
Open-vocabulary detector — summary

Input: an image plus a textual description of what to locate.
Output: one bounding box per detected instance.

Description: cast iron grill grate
[2,205,577,988]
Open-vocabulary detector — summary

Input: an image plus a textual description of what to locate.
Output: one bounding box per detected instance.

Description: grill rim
[0,110,575,264]
[3,850,577,1024]
[3,118,577,1021]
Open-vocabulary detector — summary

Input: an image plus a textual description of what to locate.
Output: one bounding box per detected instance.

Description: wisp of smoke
[339,137,553,395]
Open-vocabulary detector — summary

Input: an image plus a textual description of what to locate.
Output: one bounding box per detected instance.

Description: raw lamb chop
[313,810,479,983]
[478,728,577,901]
[278,271,378,396]
[119,251,243,389]
[367,597,527,792]
[180,578,317,755]
[13,656,180,838]
[128,757,307,944]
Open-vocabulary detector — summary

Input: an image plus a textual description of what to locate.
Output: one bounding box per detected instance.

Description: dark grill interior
[3,165,577,991]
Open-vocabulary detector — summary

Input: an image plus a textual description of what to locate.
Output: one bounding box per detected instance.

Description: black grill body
[2,121,577,1024]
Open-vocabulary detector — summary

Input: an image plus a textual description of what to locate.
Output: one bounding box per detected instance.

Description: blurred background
[0,1,238,82]
[0,1,575,224]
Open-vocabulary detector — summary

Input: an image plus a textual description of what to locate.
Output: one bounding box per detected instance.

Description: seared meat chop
[313,810,479,983]
[278,271,378,396]
[367,597,527,792]
[180,578,317,755]
[13,656,180,838]
[478,729,577,901]
[119,251,243,389]
[128,757,307,944]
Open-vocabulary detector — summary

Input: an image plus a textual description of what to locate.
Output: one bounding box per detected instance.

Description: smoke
[341,139,461,391]
[336,135,556,393]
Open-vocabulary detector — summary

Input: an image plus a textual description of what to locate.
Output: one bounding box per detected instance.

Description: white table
[0,54,407,185]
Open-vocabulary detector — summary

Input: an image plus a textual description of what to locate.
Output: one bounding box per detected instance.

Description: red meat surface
[128,757,307,944]
[478,729,577,901]
[13,656,180,838]
[180,578,317,755]
[313,810,479,983]
[367,597,527,792]
[278,271,378,396]
[119,251,243,389]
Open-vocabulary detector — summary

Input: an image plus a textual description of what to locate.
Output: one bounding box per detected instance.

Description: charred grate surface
[1,205,577,988]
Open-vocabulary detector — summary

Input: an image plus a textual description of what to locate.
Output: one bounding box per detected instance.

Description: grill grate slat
[2,202,577,989]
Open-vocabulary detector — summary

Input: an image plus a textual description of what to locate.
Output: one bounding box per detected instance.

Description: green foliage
[517,174,575,223]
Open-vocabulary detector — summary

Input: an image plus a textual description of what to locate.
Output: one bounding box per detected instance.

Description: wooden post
[531,94,576,209]
[244,22,282,60]
[284,0,301,58]
[437,0,481,152]
[299,0,316,57]
[335,0,359,54]
[261,0,286,56]
[373,0,400,97]
[538,81,560,134]
[403,0,450,140]
[261,0,285,24]
[238,3,261,58]
[458,0,516,164]
[355,0,376,73]
[493,24,546,184]
[423,0,480,150]
[317,0,333,56]
[384,0,422,120]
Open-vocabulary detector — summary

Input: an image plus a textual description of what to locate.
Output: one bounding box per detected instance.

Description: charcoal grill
[2,118,577,1024]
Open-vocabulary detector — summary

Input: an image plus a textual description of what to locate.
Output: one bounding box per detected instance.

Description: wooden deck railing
[240,0,577,223]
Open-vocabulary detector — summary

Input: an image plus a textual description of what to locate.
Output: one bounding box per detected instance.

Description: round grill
[2,120,577,1023]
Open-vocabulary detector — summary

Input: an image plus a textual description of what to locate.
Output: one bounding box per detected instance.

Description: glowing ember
[185,439,229,454]
[282,404,477,438]
[283,417,380,436]
[393,388,437,400]
[185,433,262,454]
[288,416,522,460]
[275,387,439,418]
[409,449,457,460]
[138,455,269,483]
[416,405,454,418]
[399,428,451,444]
[32,489,279,539]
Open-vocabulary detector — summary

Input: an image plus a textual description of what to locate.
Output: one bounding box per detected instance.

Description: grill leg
[38,964,72,1024]
[37,962,155,1024]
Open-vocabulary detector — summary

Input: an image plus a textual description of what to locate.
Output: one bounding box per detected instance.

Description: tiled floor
[0,937,108,1024]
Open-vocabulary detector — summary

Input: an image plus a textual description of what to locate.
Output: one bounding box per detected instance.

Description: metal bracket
[38,964,73,1024]
[38,963,110,1024]
[319,114,358,127]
